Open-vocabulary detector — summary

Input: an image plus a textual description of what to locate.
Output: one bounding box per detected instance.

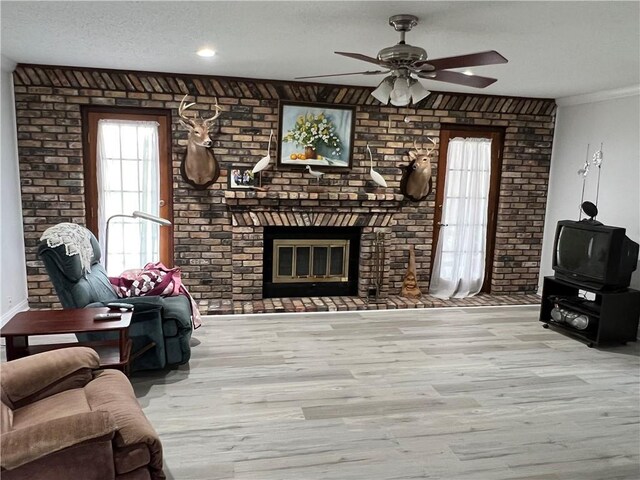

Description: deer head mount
[178,94,222,189]
[399,138,437,202]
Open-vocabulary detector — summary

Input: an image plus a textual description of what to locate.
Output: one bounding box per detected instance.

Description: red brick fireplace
[225,190,403,302]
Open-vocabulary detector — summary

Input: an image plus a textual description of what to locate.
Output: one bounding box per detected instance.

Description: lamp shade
[371,77,393,104]
[390,77,411,106]
[132,210,172,226]
[409,79,430,103]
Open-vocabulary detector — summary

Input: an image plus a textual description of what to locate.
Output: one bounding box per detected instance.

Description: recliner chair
[1,347,165,479]
[37,225,192,371]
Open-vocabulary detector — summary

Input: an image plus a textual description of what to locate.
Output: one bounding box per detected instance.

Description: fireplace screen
[273,240,350,283]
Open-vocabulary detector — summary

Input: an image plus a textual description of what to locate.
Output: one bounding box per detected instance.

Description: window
[84,110,173,275]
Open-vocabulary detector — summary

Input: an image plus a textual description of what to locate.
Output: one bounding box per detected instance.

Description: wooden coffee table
[1,307,133,374]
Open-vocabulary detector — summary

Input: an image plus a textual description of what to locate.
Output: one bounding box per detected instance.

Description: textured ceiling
[1,1,639,99]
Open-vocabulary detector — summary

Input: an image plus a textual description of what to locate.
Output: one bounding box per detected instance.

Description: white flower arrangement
[283,112,342,156]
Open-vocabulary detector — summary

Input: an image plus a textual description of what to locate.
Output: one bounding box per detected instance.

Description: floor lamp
[104,210,172,273]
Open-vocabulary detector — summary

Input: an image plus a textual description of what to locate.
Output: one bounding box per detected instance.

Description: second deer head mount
[178,94,223,189]
[400,138,437,202]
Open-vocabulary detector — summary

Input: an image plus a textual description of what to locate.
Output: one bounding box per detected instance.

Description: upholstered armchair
[37,224,192,371]
[1,347,165,480]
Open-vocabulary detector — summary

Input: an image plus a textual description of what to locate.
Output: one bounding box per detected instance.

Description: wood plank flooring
[131,306,640,479]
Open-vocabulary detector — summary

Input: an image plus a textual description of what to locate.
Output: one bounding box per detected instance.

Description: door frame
[82,107,174,267]
[431,124,505,293]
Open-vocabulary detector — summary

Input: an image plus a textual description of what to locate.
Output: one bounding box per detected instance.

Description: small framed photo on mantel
[228,167,260,189]
[277,101,355,170]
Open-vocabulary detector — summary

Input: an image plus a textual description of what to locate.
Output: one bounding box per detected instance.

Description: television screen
[556,226,609,280]
[553,220,639,290]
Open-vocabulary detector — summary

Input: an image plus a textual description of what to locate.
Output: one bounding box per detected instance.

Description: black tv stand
[540,276,640,347]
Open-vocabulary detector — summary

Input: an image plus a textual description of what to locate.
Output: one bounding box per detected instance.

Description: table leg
[118,328,128,363]
[6,335,29,361]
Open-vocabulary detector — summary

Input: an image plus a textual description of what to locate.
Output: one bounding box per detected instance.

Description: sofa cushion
[12,389,90,430]
[38,236,119,308]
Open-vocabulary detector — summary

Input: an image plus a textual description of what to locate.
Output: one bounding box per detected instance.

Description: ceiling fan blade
[415,50,508,71]
[418,70,498,88]
[295,70,388,80]
[335,51,386,67]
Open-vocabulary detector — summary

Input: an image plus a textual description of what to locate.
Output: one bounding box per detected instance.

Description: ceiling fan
[296,14,508,106]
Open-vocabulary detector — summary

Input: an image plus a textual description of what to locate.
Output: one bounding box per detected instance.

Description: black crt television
[552,220,639,291]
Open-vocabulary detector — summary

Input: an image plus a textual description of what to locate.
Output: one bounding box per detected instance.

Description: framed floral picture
[277,101,355,169]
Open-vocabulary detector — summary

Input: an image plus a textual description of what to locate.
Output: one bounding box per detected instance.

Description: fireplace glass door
[263,226,360,298]
[274,240,350,283]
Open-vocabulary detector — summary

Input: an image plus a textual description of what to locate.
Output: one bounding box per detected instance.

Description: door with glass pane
[430,127,503,297]
[84,110,172,275]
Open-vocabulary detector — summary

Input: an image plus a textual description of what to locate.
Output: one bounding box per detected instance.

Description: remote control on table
[106,302,135,310]
[94,312,122,321]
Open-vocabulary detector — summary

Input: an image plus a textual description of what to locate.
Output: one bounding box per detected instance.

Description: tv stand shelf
[540,276,640,347]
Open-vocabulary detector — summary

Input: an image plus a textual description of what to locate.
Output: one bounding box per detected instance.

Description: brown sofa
[1,347,164,480]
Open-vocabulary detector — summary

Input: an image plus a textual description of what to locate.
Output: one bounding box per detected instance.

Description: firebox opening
[263,227,360,298]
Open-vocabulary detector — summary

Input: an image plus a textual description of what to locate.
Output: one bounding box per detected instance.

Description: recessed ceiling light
[462,70,474,76]
[197,48,216,58]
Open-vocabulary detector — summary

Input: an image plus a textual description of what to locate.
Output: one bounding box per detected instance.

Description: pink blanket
[109,262,201,329]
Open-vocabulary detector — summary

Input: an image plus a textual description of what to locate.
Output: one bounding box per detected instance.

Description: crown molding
[556,85,640,106]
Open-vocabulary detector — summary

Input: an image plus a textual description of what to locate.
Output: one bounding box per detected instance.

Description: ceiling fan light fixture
[371,77,394,104]
[409,79,430,103]
[390,76,411,106]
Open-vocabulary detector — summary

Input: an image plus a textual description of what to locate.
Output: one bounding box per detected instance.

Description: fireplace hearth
[263,227,360,298]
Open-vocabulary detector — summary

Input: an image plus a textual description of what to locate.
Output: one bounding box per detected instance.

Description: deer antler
[178,94,197,127]
[203,98,223,129]
[412,138,437,156]
[425,137,437,155]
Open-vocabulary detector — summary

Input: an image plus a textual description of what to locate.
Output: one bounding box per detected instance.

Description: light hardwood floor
[131,306,640,480]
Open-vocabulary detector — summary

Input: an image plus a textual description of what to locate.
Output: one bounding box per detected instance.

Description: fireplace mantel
[225,190,404,228]
[225,190,404,204]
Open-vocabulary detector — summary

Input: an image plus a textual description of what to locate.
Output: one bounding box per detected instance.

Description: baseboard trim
[1,299,29,327]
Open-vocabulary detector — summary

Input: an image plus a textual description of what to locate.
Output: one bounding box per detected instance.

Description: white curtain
[96,119,160,275]
[430,137,492,298]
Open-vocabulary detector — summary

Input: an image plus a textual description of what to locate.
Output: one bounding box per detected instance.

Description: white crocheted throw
[40,223,94,275]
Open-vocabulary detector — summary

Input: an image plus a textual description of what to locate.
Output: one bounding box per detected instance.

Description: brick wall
[13,65,556,308]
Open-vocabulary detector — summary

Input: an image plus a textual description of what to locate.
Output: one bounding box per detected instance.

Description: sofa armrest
[85,370,164,474]
[89,296,163,313]
[1,410,116,470]
[91,295,191,331]
[1,347,100,406]
[161,295,192,330]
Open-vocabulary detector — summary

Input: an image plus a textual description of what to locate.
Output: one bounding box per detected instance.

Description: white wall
[0,55,29,324]
[540,87,640,290]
